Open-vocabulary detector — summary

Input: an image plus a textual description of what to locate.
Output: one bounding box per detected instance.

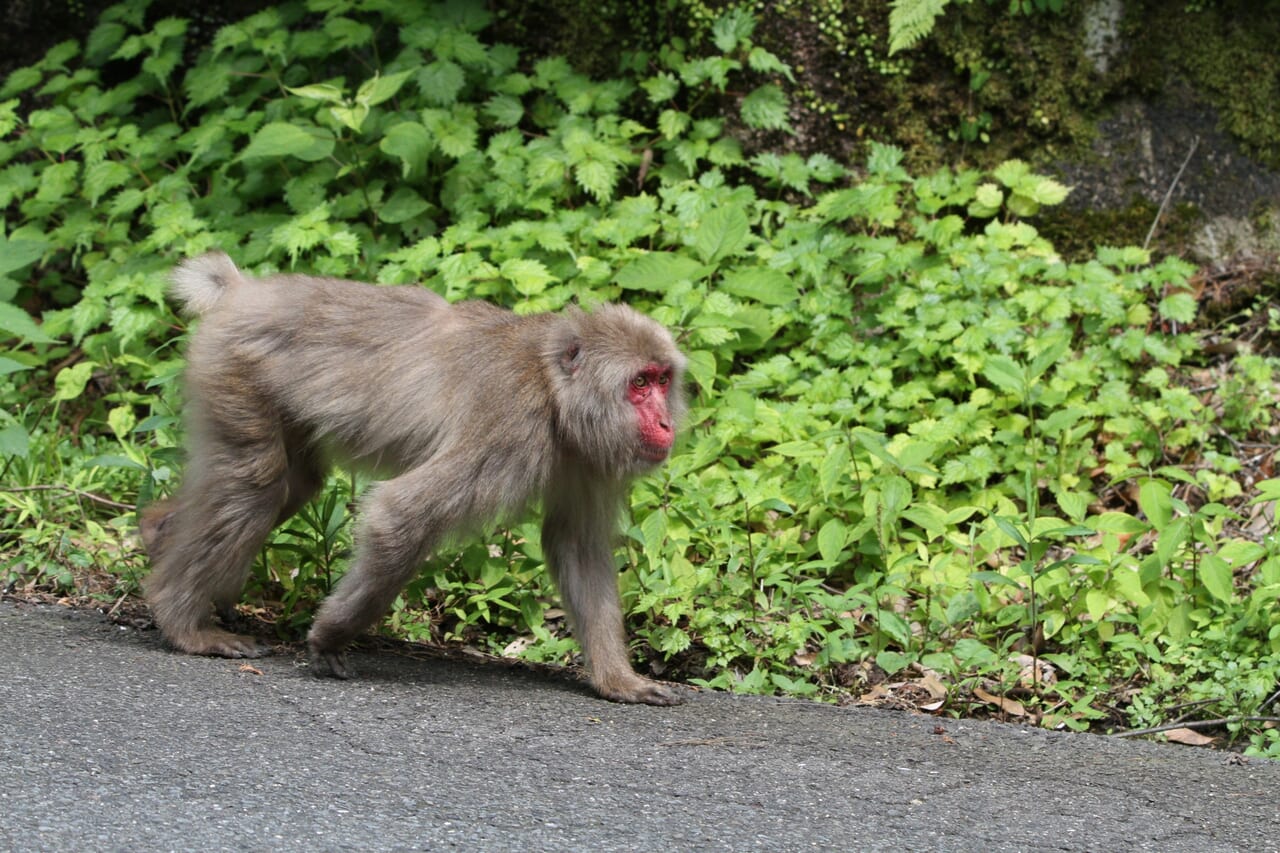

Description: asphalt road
[2,599,1277,852]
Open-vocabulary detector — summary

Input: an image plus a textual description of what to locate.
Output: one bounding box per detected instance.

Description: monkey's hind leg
[307,472,453,679]
[145,443,301,659]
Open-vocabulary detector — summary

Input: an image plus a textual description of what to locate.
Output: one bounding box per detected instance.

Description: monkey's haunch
[143,251,688,705]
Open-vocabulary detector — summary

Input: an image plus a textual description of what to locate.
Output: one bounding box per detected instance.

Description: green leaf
[484,93,523,127]
[640,73,679,103]
[658,109,689,140]
[84,454,146,470]
[616,253,708,292]
[817,518,847,562]
[0,423,28,458]
[1137,479,1173,530]
[967,182,1003,217]
[0,356,32,376]
[740,84,789,131]
[1198,554,1234,603]
[0,237,47,275]
[981,355,1024,399]
[683,349,716,393]
[1158,292,1197,323]
[356,69,414,107]
[694,206,749,263]
[53,361,96,401]
[747,46,792,80]
[417,60,465,106]
[718,268,798,305]
[0,302,54,343]
[501,258,557,295]
[379,121,435,178]
[711,8,754,52]
[239,122,335,162]
[378,187,430,224]
[888,0,947,54]
[285,83,345,104]
[875,650,911,675]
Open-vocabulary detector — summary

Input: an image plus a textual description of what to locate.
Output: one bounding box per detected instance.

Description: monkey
[142,251,687,705]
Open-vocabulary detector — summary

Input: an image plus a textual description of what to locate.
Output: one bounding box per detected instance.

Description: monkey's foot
[596,675,686,706]
[308,645,353,679]
[175,628,269,659]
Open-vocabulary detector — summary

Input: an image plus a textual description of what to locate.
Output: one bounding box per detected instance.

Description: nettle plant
[3,1,1278,748]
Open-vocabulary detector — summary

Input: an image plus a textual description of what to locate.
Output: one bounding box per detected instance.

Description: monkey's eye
[657,373,669,385]
[632,375,648,388]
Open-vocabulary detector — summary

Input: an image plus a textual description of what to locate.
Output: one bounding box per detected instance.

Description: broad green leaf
[85,454,146,470]
[1217,539,1266,568]
[107,405,136,440]
[718,268,797,305]
[0,302,55,343]
[500,258,557,295]
[640,73,679,103]
[0,424,28,458]
[616,253,707,292]
[0,237,47,275]
[1137,479,1173,530]
[285,83,345,103]
[417,60,465,106]
[1157,292,1197,323]
[1091,511,1149,534]
[1155,516,1189,566]
[378,187,430,224]
[740,84,788,131]
[683,349,716,393]
[379,121,434,178]
[239,122,334,162]
[694,206,749,263]
[981,355,1024,399]
[53,361,96,401]
[875,650,911,675]
[0,356,32,376]
[968,182,1003,218]
[817,518,847,563]
[1199,554,1234,603]
[484,93,523,126]
[356,69,414,106]
[330,103,370,133]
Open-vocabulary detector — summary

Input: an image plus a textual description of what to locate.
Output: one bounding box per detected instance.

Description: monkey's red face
[628,364,676,464]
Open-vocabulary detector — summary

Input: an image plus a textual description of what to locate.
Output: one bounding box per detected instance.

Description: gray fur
[143,251,687,705]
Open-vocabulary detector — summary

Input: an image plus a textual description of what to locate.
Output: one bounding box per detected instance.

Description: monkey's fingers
[179,628,269,659]
[308,647,353,680]
[599,677,687,706]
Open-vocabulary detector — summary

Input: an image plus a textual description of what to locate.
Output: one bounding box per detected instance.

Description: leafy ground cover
[1,1,1278,755]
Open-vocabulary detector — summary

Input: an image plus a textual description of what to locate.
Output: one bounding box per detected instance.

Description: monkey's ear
[559,338,583,375]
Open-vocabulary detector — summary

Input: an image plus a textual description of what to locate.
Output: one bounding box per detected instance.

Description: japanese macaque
[142,251,687,705]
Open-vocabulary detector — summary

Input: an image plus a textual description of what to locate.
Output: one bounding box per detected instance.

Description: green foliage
[2,2,1279,755]
[889,0,1066,54]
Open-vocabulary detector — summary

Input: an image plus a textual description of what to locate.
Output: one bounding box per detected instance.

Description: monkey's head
[549,305,687,476]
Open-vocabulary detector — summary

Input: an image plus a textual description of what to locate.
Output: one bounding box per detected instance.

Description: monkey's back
[184,273,562,498]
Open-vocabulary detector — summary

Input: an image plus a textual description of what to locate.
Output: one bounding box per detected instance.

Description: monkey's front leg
[542,503,684,706]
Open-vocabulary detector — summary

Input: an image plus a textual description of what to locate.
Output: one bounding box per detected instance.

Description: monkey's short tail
[171,251,244,316]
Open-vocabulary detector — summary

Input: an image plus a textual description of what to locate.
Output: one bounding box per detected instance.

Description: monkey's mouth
[638,444,671,464]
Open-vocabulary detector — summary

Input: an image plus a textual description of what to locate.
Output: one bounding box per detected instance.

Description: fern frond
[888,0,951,54]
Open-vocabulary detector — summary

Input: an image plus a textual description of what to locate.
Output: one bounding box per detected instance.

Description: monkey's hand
[176,628,269,659]
[308,645,353,679]
[597,675,686,706]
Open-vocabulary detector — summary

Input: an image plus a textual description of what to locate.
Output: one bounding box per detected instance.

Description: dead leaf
[1010,653,1057,687]
[973,686,1027,717]
[502,636,534,656]
[238,664,263,676]
[1164,727,1217,747]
